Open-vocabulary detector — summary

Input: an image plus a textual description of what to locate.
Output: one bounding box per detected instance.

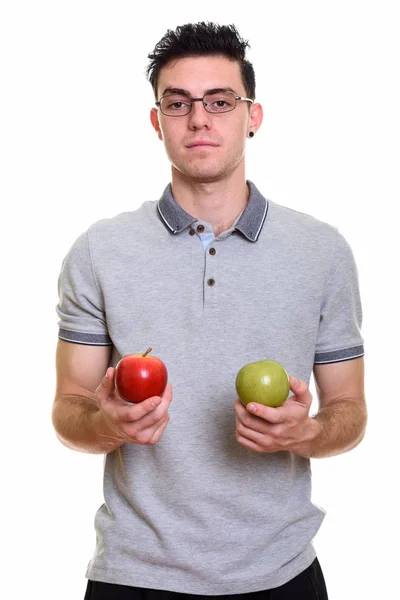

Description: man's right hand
[95,367,173,446]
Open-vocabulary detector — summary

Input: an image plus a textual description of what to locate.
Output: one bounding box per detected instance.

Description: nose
[187,99,213,130]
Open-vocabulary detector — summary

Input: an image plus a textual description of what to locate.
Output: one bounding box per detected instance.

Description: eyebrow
[160,86,237,98]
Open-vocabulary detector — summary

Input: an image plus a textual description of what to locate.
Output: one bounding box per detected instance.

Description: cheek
[161,128,183,152]
[224,123,247,157]
[223,118,248,142]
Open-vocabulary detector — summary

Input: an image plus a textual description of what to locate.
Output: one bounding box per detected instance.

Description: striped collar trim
[157,180,268,242]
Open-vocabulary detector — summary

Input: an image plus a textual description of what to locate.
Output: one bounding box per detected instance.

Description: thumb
[96,367,115,400]
[289,376,312,406]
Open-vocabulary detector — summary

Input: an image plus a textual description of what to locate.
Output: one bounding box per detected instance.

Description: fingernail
[292,377,299,385]
[248,404,257,413]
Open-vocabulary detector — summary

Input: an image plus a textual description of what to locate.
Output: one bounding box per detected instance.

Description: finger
[233,398,248,417]
[124,411,170,445]
[246,402,284,424]
[101,382,172,428]
[116,383,172,426]
[236,413,277,439]
[162,383,173,406]
[149,413,170,444]
[126,383,172,420]
[236,426,274,453]
[125,399,170,432]
[235,395,285,424]
[117,395,164,423]
[237,436,266,453]
[236,409,285,448]
[244,377,313,420]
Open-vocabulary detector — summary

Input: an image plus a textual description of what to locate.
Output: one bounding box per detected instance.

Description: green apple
[235,359,290,407]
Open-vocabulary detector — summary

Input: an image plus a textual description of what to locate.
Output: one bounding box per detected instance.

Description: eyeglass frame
[155,89,254,117]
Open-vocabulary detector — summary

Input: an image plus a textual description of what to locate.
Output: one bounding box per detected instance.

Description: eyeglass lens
[160,91,236,116]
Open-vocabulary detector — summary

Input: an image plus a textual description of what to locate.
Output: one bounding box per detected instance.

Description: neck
[170,166,249,237]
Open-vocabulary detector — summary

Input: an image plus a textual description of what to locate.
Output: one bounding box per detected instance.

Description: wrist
[292,417,322,458]
[92,410,124,453]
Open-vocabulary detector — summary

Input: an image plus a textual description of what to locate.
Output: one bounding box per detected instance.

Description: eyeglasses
[155,90,254,117]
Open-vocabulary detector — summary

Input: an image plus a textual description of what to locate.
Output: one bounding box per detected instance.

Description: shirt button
[209,247,216,255]
[207,278,215,286]
[189,229,195,236]
[197,224,205,232]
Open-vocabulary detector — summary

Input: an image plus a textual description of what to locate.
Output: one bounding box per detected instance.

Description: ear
[150,108,163,141]
[248,102,263,136]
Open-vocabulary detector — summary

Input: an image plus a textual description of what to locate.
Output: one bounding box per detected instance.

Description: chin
[186,171,224,183]
[174,162,231,183]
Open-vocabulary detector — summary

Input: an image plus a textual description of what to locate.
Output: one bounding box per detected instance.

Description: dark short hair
[146,22,256,100]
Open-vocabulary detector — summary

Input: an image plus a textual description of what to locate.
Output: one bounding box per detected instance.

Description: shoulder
[268,200,361,280]
[263,200,350,271]
[86,200,157,242]
[267,200,338,244]
[61,200,159,266]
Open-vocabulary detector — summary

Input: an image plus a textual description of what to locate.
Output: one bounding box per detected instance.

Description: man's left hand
[234,376,319,456]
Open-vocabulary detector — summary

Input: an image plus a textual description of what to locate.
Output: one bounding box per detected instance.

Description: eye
[168,101,188,110]
[205,92,236,112]
[161,95,191,113]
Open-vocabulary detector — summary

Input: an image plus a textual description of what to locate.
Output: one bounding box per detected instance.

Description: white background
[1,1,399,598]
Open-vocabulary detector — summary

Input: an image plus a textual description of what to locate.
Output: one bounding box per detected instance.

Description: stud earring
[249,131,254,138]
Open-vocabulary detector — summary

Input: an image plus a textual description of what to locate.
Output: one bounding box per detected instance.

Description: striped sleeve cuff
[58,328,112,346]
[314,345,364,364]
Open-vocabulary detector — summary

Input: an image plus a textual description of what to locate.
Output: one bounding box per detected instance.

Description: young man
[52,22,367,600]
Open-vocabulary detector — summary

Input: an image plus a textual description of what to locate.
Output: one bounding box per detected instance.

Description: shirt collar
[156,180,268,242]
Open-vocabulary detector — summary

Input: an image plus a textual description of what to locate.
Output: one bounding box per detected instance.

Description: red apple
[114,347,168,403]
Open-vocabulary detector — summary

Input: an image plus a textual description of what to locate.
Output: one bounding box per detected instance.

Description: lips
[186,140,219,148]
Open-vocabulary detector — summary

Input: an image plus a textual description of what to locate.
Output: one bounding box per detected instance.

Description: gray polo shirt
[56,180,364,594]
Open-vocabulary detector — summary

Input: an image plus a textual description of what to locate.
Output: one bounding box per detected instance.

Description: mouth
[186,141,220,148]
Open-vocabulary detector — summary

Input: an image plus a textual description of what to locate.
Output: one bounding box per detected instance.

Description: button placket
[204,239,218,308]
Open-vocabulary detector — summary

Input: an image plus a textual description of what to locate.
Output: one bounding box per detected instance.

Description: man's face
[150,55,261,183]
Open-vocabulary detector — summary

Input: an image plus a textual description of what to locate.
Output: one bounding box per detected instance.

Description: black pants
[84,557,328,599]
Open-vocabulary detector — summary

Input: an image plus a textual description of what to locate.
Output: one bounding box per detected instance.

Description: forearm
[52,395,123,454]
[297,398,367,459]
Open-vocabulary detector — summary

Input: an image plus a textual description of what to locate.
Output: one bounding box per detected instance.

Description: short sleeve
[56,231,112,346]
[314,230,364,364]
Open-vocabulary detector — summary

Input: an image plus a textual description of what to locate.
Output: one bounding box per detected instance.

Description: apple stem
[142,347,152,358]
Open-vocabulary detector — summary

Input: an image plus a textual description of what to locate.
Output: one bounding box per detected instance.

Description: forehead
[157,55,244,97]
